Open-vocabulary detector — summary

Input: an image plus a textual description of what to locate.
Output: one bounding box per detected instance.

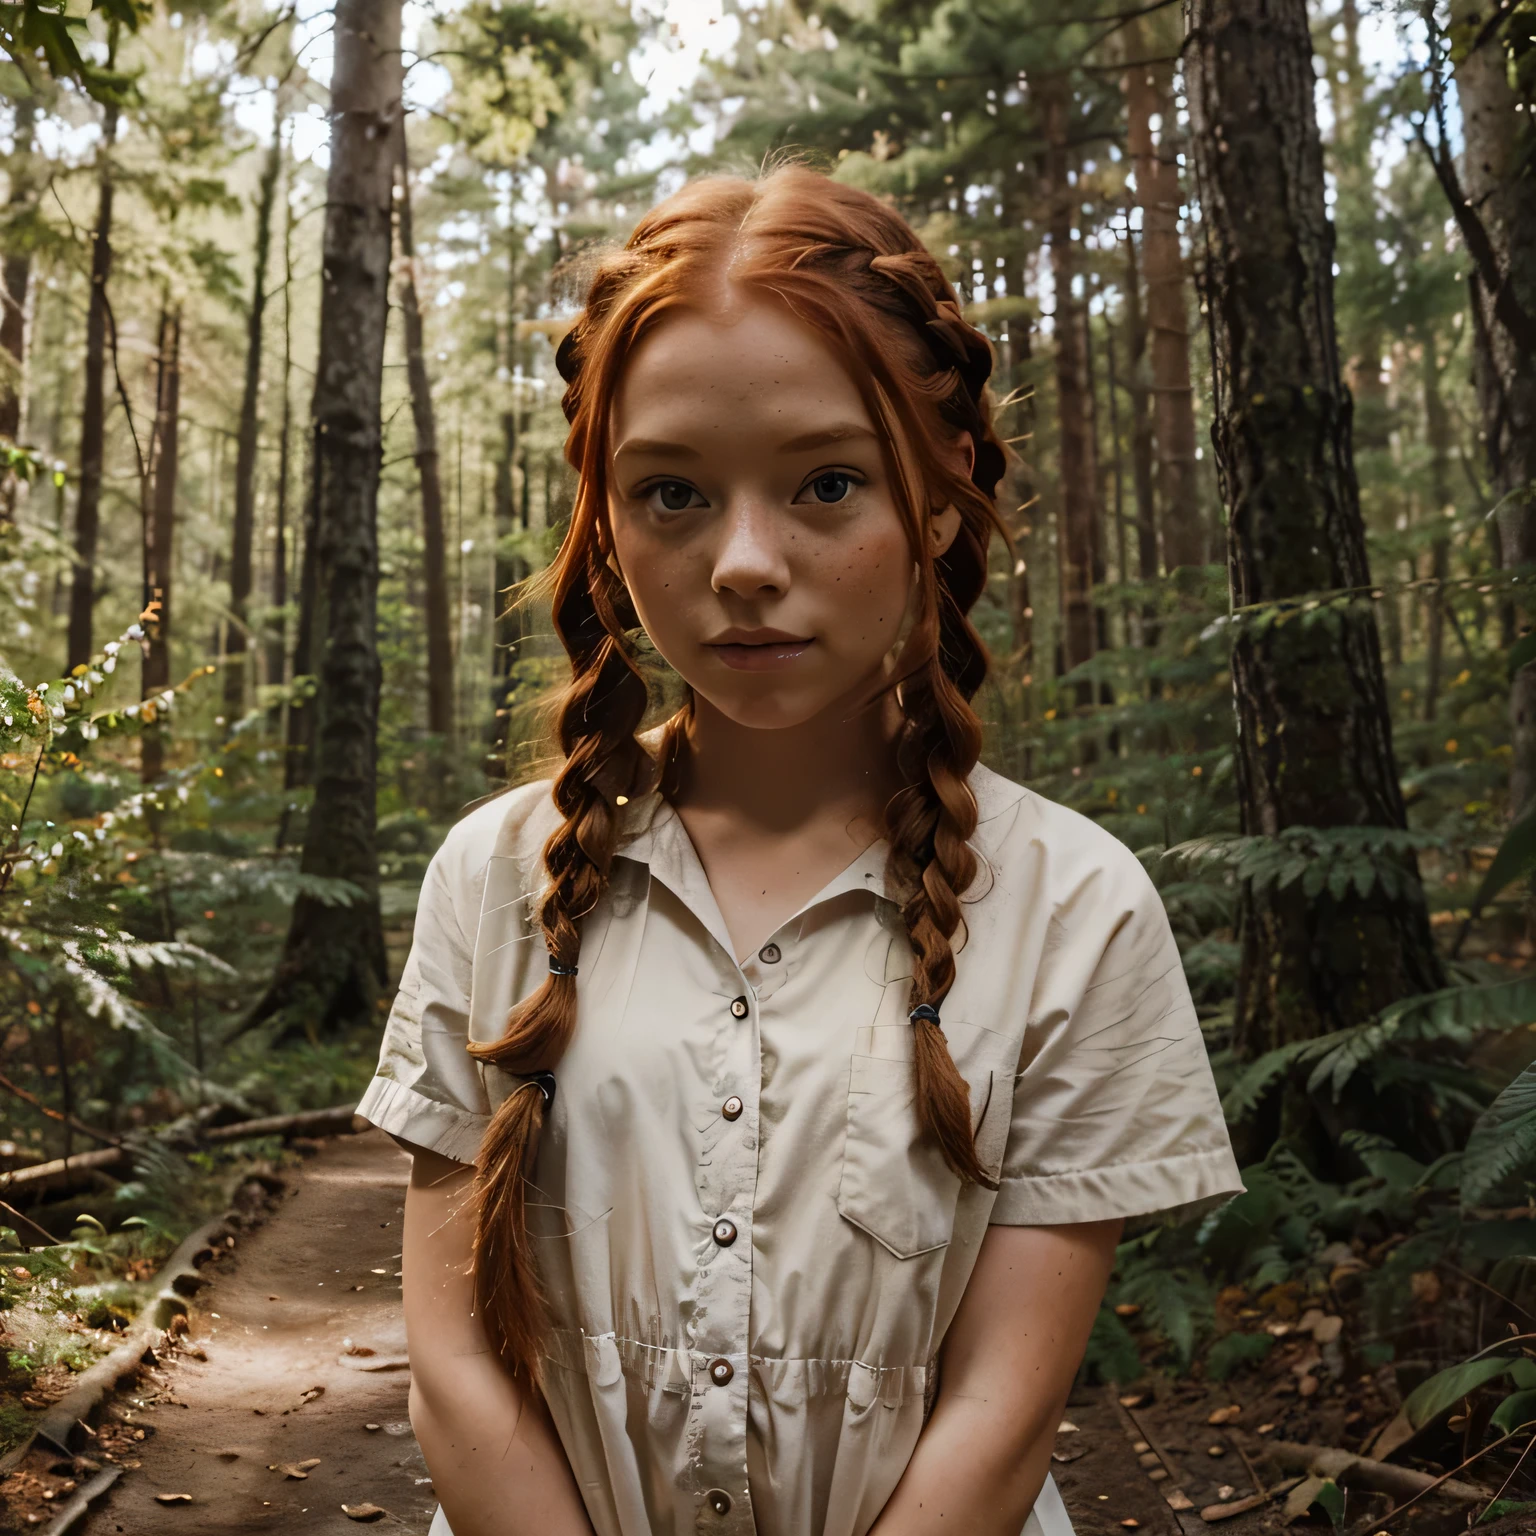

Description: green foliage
[1206,1331,1274,1381]
[1403,1356,1521,1428]
[1461,1062,1536,1208]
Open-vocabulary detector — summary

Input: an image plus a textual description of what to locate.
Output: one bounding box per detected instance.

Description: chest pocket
[836,1016,1019,1259]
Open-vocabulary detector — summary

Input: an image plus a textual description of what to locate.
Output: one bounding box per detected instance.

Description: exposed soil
[2,1132,435,1534]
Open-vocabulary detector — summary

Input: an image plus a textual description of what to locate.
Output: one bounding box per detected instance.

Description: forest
[0,0,1534,1528]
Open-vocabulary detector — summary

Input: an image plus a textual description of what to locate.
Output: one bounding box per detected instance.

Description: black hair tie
[527,1071,557,1109]
[909,1004,941,1026]
[548,958,578,977]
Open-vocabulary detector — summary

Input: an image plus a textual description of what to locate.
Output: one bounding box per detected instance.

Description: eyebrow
[613,423,877,460]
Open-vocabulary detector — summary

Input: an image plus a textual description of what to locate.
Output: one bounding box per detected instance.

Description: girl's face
[606,299,959,732]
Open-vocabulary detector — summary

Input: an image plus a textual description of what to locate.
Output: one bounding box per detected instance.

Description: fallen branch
[0,1197,60,1247]
[0,1103,367,1196]
[1353,1426,1535,1536]
[1262,1438,1490,1503]
[0,1069,122,1148]
[1199,1475,1301,1522]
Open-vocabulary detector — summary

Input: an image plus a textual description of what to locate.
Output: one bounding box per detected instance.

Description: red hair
[466,165,1010,1386]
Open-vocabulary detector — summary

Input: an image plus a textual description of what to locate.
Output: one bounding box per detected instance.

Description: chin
[691,684,831,733]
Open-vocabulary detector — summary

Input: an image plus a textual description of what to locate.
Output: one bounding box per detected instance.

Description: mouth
[707,632,815,672]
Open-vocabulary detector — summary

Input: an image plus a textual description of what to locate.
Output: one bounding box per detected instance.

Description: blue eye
[810,472,852,504]
[656,481,696,511]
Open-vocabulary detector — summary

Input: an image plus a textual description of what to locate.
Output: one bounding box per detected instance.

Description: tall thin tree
[141,304,180,784]
[1126,18,1203,570]
[252,0,402,1032]
[265,115,295,730]
[65,27,121,671]
[1184,0,1443,1069]
[1040,76,1097,702]
[0,92,38,531]
[225,121,283,725]
[396,125,454,747]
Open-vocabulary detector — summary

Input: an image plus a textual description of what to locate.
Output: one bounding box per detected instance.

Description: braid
[465,548,652,1386]
[886,517,999,1191]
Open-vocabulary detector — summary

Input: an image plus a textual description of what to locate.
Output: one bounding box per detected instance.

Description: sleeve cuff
[989,1145,1245,1228]
[356,1075,491,1166]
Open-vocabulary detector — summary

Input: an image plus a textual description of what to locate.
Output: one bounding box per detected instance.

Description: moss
[0,1399,34,1457]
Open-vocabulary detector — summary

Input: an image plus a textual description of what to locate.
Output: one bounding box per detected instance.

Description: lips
[708,636,815,672]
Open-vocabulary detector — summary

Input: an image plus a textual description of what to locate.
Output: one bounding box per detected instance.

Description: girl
[359,165,1243,1536]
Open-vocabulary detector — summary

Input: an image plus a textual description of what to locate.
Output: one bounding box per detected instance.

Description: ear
[927,432,974,559]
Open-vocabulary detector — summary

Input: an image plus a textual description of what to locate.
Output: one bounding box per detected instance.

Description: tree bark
[0,95,38,530]
[1126,18,1203,569]
[253,0,400,1033]
[265,118,295,732]
[1184,0,1444,1065]
[396,128,453,744]
[1449,0,1536,817]
[66,78,120,672]
[141,306,181,784]
[1123,223,1160,645]
[1041,76,1097,701]
[225,133,282,726]
[1421,329,1453,726]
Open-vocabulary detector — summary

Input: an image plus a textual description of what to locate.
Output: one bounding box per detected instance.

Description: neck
[673,688,904,838]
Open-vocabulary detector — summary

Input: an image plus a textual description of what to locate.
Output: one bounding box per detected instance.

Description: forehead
[608,298,876,444]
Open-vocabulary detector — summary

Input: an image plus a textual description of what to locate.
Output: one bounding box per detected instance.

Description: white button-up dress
[359,764,1244,1536]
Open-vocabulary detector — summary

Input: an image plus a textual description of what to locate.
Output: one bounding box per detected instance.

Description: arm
[868,1217,1122,1536]
[403,1144,596,1536]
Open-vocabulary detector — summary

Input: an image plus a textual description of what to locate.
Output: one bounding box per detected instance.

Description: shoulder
[426,778,560,908]
[968,763,1161,920]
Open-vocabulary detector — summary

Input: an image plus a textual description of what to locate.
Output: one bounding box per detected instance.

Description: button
[758,942,781,964]
[712,1218,738,1247]
[729,996,749,1019]
[706,1490,732,1517]
[709,1357,734,1386]
[721,1095,743,1121]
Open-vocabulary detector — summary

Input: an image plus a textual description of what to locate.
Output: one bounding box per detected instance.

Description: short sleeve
[356,842,494,1164]
[990,845,1244,1229]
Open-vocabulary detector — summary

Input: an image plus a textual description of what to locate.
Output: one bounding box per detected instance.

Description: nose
[710,499,791,599]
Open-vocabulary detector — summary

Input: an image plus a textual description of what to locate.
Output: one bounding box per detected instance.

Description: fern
[1461,1062,1536,1208]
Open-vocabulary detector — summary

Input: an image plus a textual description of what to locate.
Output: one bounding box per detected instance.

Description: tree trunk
[225,133,282,726]
[1041,76,1097,701]
[253,0,400,1034]
[66,79,120,672]
[1421,329,1453,726]
[1184,0,1444,1067]
[0,97,37,528]
[1123,223,1161,649]
[396,128,453,744]
[265,119,295,732]
[1450,0,1536,816]
[141,307,180,784]
[1127,18,1203,570]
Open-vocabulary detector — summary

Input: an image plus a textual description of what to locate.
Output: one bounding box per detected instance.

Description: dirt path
[83,1131,436,1535]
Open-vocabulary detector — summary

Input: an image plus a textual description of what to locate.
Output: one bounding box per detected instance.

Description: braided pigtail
[465,545,653,1386]
[887,511,997,1190]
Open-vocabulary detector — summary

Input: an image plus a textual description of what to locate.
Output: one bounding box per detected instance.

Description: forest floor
[0,1129,1529,1536]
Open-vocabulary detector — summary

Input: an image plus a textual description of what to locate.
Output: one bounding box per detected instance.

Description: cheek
[820,526,913,640]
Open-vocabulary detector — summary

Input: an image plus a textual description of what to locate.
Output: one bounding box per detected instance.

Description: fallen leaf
[1120,1521,1140,1529]
[298,1385,325,1405]
[154,1493,193,1505]
[1297,1308,1325,1334]
[1311,1314,1343,1345]
[271,1457,323,1479]
[1132,1441,1150,1455]
[1410,1270,1442,1306]
[1118,1392,1148,1408]
[1298,1375,1320,1399]
[1206,1444,1226,1457]
[268,1294,281,1301]
[344,1344,377,1357]
[1165,1491,1194,1511]
[1216,1485,1235,1500]
[342,1504,388,1522]
[1052,1446,1087,1464]
[364,1423,382,1432]
[1256,1423,1274,1435]
[1207,1405,1241,1425]
[1113,1303,1142,1318]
